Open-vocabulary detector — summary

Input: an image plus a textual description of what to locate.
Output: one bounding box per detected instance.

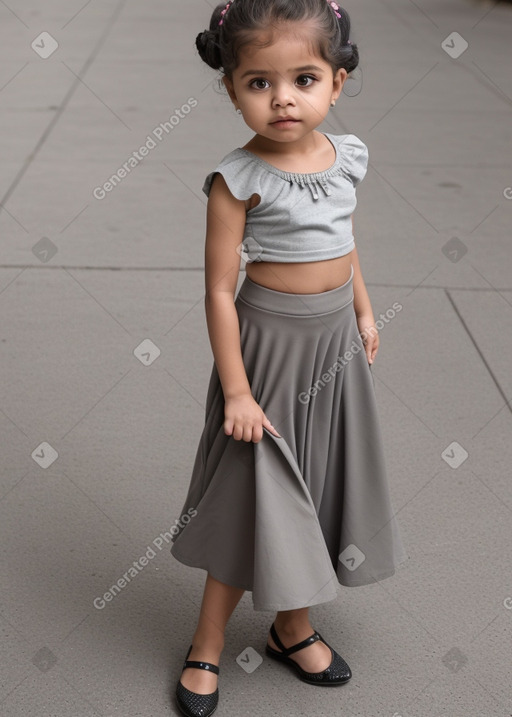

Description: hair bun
[195,29,223,70]
[345,40,359,75]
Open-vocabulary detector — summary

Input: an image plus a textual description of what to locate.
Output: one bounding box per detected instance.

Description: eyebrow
[240,65,324,79]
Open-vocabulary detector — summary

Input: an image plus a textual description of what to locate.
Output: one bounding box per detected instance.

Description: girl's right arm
[203,173,281,443]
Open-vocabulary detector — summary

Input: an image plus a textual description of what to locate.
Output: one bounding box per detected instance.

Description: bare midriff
[244,252,353,294]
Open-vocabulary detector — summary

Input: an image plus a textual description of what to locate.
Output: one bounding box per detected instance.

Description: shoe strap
[183,659,219,675]
[270,622,320,657]
[182,646,220,675]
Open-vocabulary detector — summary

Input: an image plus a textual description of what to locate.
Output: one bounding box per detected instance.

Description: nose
[271,80,296,108]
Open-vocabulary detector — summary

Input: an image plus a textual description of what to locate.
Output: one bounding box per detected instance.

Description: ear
[222,76,239,109]
[332,68,347,103]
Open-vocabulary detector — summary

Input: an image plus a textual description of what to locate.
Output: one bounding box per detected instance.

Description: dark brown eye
[296,75,315,87]
[250,78,270,90]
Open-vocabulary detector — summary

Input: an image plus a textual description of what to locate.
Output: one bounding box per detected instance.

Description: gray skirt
[171,265,408,612]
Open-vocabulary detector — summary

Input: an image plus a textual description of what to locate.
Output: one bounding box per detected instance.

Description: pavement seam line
[0,0,128,211]
[444,288,511,415]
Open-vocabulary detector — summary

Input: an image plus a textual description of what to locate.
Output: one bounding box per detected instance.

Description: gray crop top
[202,132,368,263]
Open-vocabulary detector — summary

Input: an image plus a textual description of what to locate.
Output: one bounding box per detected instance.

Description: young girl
[171,1,408,714]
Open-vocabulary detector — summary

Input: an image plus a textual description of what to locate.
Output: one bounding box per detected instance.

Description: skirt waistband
[236,264,354,316]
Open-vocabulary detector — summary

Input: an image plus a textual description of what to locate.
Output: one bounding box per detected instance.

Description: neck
[245,130,324,158]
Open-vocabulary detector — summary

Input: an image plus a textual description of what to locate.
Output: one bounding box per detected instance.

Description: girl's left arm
[351,217,379,364]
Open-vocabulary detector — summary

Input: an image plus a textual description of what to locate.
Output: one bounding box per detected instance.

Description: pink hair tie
[218,1,233,25]
[328,1,342,19]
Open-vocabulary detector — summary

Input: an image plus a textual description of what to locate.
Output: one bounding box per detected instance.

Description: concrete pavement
[1,0,511,715]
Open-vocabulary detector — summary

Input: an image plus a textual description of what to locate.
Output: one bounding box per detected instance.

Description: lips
[271,117,298,124]
[270,117,300,129]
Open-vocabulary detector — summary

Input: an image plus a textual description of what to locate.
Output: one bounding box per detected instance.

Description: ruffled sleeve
[336,134,369,187]
[202,149,262,200]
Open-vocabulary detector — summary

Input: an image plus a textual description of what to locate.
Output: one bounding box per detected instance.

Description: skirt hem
[170,547,340,612]
[171,543,410,609]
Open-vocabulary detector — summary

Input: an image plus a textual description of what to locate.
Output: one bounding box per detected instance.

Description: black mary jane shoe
[175,645,219,717]
[265,622,352,686]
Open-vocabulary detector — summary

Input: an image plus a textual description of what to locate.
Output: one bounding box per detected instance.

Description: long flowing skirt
[171,265,408,611]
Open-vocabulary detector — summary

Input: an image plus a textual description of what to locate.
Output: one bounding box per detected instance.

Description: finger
[224,418,234,436]
[252,424,263,443]
[232,423,243,441]
[262,415,281,438]
[366,338,375,364]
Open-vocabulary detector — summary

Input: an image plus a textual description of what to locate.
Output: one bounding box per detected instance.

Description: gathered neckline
[235,132,344,184]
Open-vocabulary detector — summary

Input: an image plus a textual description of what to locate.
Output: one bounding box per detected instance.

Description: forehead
[234,24,329,73]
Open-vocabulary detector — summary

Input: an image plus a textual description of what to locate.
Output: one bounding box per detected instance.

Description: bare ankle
[190,632,225,657]
[274,610,310,630]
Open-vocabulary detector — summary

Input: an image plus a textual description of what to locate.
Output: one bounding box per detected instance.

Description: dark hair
[195,0,358,79]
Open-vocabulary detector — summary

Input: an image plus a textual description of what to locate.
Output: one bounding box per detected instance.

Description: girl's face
[223,26,346,145]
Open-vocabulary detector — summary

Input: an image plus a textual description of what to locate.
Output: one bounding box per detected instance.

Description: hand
[224,393,282,443]
[356,314,379,365]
